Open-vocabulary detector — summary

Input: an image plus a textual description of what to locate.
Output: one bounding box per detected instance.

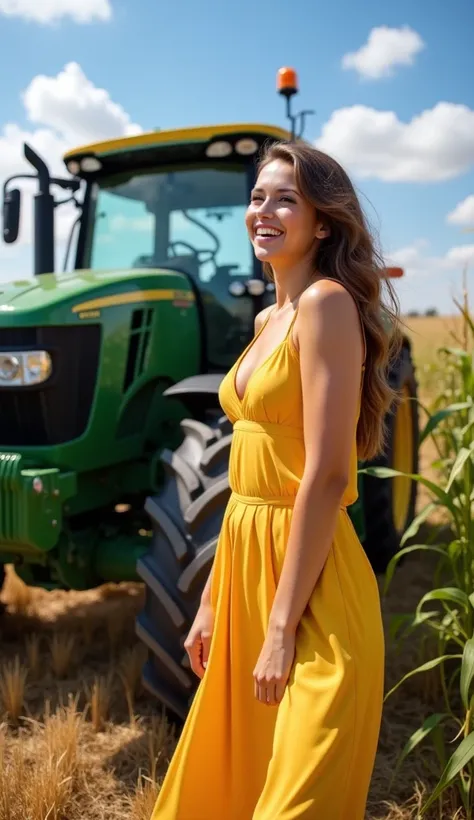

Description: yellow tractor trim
[63,123,291,162]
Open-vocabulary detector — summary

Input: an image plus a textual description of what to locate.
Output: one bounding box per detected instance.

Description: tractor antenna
[277,67,314,140]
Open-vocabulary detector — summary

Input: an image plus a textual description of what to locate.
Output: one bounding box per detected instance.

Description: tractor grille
[0,325,101,446]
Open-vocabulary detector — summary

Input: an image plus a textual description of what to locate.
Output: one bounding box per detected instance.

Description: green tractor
[0,70,418,718]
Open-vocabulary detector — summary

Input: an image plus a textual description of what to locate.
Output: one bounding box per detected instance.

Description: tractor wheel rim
[392,382,414,535]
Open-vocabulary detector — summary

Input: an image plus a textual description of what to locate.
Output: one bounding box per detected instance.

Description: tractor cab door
[165,196,256,371]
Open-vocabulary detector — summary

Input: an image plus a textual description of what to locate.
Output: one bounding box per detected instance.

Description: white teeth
[256,228,282,237]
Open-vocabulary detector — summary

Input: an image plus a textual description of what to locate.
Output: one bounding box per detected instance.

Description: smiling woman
[150,140,401,820]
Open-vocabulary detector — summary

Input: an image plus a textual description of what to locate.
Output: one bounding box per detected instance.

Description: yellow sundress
[151,308,385,820]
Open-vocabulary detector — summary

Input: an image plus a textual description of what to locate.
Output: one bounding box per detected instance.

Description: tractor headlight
[0,351,52,386]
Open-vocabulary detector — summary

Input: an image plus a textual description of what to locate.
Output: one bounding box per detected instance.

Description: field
[0,314,466,820]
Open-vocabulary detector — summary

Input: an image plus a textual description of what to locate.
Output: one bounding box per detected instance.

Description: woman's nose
[256,199,274,217]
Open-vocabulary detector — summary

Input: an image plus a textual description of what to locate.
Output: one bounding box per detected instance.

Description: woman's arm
[253,279,364,705]
[200,566,213,606]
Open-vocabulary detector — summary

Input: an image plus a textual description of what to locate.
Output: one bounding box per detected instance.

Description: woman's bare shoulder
[299,279,358,323]
[296,279,362,356]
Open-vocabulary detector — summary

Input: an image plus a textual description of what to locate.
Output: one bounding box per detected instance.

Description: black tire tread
[178,538,218,596]
[137,415,230,719]
[144,497,189,562]
[201,435,233,476]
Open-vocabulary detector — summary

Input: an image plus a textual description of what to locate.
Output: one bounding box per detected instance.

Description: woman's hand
[253,626,296,706]
[184,602,215,679]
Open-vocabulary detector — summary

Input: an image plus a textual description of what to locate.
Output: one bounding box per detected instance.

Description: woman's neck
[271,259,317,311]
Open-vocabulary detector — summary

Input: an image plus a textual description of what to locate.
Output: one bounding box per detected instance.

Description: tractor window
[86,164,256,368]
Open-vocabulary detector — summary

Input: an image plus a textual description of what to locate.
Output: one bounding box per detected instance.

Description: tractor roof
[63,123,291,175]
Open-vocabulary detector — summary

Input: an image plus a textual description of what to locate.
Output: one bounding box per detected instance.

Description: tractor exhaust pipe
[24,143,55,276]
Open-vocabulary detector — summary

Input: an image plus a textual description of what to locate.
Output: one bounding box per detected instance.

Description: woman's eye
[280,196,295,203]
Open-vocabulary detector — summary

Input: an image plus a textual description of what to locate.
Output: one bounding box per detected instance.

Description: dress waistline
[230,491,348,511]
[233,419,303,440]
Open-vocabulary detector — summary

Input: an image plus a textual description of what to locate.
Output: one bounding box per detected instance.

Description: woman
[151,141,400,820]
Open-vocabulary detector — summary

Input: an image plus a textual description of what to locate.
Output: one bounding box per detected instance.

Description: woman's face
[246,158,321,267]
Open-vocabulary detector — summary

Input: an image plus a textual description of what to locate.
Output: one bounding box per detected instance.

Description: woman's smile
[253,223,285,245]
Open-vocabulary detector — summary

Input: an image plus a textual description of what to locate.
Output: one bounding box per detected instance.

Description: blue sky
[0,0,473,313]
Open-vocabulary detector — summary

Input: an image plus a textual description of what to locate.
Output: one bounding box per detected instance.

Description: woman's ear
[315,222,331,240]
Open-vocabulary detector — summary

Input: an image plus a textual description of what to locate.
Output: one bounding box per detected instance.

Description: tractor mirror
[3,188,21,244]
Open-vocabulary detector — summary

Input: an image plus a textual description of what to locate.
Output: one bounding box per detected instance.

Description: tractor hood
[0,268,194,320]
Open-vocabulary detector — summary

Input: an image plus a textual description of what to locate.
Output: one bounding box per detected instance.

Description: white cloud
[388,241,474,313]
[342,25,425,80]
[387,240,474,277]
[0,63,142,278]
[447,195,474,227]
[24,62,141,147]
[0,0,111,24]
[315,102,474,182]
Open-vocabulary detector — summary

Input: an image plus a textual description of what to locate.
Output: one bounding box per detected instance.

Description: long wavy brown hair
[257,140,401,460]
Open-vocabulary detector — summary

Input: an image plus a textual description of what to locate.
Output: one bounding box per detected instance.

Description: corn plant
[361,293,474,817]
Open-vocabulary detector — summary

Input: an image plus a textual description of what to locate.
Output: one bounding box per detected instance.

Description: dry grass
[0,554,448,819]
[87,674,112,733]
[119,645,147,724]
[25,633,42,679]
[0,657,27,725]
[0,315,464,819]
[129,774,160,820]
[50,631,77,678]
[0,698,83,820]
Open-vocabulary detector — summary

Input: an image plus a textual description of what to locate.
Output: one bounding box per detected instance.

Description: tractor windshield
[82,163,258,366]
[86,164,253,283]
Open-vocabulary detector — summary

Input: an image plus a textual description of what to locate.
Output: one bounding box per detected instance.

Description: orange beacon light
[276,66,313,140]
[277,67,299,98]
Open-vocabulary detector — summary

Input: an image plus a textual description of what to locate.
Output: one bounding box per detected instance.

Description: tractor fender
[164,374,225,398]
[164,374,225,417]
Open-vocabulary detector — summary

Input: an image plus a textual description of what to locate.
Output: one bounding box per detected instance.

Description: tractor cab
[5,124,289,371]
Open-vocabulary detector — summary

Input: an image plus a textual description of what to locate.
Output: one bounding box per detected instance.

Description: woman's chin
[254,246,277,263]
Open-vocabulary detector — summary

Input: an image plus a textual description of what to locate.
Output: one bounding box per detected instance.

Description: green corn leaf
[384,544,447,594]
[438,346,471,360]
[390,713,448,787]
[453,299,474,336]
[469,593,474,609]
[384,655,462,701]
[446,445,474,492]
[420,732,474,815]
[420,403,471,445]
[432,723,448,771]
[448,540,463,561]
[411,609,441,628]
[359,467,457,516]
[400,503,438,547]
[460,638,474,711]
[388,613,413,643]
[416,588,471,618]
[459,772,472,812]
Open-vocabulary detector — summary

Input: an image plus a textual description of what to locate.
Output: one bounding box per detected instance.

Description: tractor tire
[136,414,232,719]
[362,346,419,574]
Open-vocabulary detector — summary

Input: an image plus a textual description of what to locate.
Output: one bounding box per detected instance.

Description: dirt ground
[0,313,467,819]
